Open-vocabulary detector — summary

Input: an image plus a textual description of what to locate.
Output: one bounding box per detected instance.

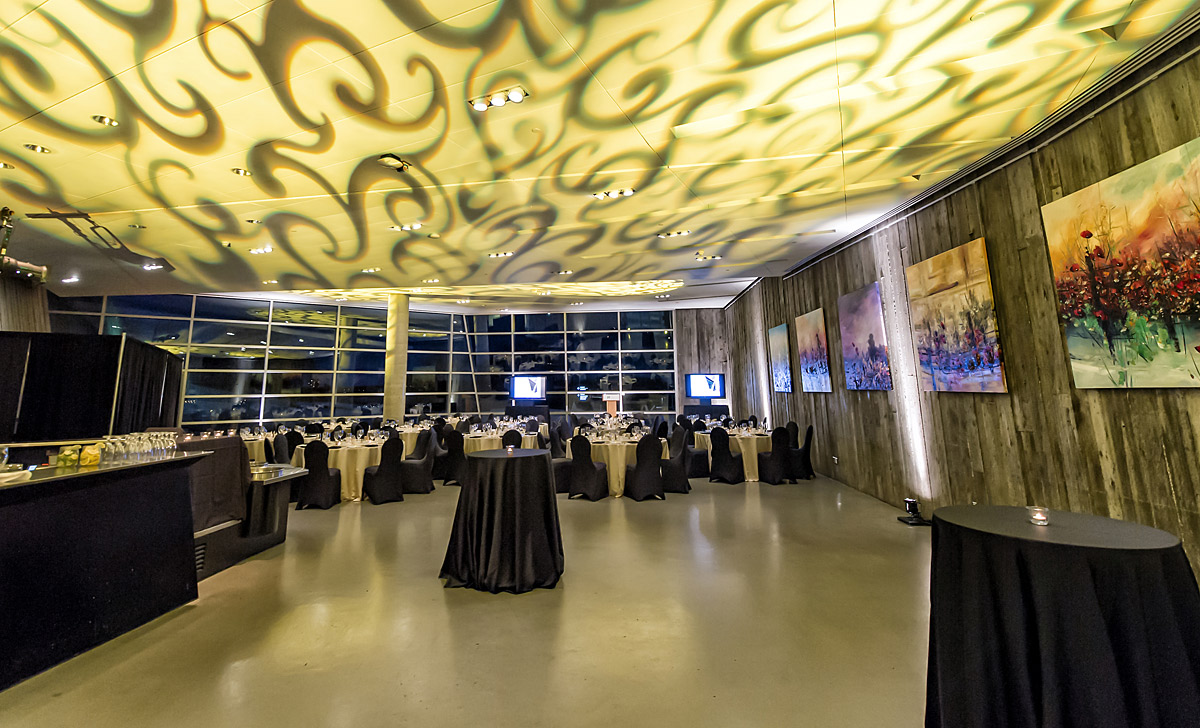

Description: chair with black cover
[566,435,608,500]
[351,421,368,438]
[748,415,758,429]
[549,427,572,492]
[557,418,573,443]
[655,419,668,439]
[440,430,468,486]
[433,418,447,443]
[304,422,325,436]
[685,421,710,478]
[524,419,540,435]
[737,419,750,428]
[624,433,666,501]
[406,429,432,461]
[273,432,292,464]
[568,413,580,433]
[661,425,691,494]
[786,421,800,450]
[295,441,341,509]
[757,428,794,485]
[455,418,470,433]
[789,425,815,480]
[363,437,405,504]
[432,424,454,479]
[624,423,638,435]
[468,414,482,427]
[502,429,523,448]
[721,417,734,429]
[485,414,497,428]
[285,429,304,456]
[708,427,745,484]
[260,437,274,464]
[399,431,436,494]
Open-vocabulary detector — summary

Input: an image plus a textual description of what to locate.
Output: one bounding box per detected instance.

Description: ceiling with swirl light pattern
[0,0,1194,308]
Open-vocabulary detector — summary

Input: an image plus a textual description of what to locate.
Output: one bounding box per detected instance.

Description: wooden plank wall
[723,40,1200,563]
[674,308,731,409]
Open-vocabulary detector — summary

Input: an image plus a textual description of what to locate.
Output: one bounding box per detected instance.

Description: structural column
[383,293,409,421]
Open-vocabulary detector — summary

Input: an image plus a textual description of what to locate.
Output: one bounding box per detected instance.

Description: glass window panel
[271,301,338,326]
[334,396,384,418]
[620,311,672,330]
[407,352,448,372]
[336,373,384,394]
[451,315,467,332]
[47,292,103,313]
[409,311,451,331]
[473,394,509,413]
[542,374,566,392]
[264,372,333,395]
[512,313,562,332]
[103,315,189,345]
[622,371,674,391]
[405,394,448,414]
[407,373,449,393]
[452,334,469,352]
[567,331,617,351]
[106,294,193,318]
[193,296,271,322]
[472,354,511,372]
[191,321,269,345]
[262,396,332,420]
[189,346,266,370]
[468,315,509,333]
[50,313,100,335]
[620,331,672,351]
[186,371,263,397]
[474,374,511,392]
[544,393,565,410]
[183,396,261,422]
[339,327,386,350]
[450,373,475,392]
[622,393,675,412]
[339,350,385,371]
[567,352,619,371]
[409,331,449,351]
[339,305,387,328]
[514,353,564,372]
[449,393,477,413]
[568,394,608,413]
[267,349,336,371]
[621,351,675,370]
[569,372,620,392]
[566,312,618,331]
[470,334,511,353]
[451,353,471,371]
[270,325,336,348]
[514,333,563,352]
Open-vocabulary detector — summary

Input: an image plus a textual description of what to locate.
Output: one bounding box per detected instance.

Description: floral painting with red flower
[1041,139,1200,388]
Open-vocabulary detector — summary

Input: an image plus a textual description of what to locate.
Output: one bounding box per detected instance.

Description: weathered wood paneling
[723,38,1200,564]
[0,278,49,332]
[674,308,730,408]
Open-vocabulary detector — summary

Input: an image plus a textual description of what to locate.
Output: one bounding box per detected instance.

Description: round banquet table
[242,437,267,463]
[439,449,563,594]
[693,432,771,481]
[926,505,1200,728]
[463,433,540,454]
[290,442,382,502]
[564,438,669,497]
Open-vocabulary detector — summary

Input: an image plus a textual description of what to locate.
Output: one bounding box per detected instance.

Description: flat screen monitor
[686,373,725,399]
[511,375,547,400]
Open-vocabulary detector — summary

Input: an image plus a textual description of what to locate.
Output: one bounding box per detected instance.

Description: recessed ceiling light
[590,188,635,200]
[377,153,411,172]
[489,93,507,107]
[221,241,233,248]
[91,114,118,127]
[262,279,277,284]
[695,252,722,261]
[536,291,550,296]
[232,167,251,176]
[507,88,526,103]
[970,11,986,21]
[361,267,381,273]
[335,297,348,302]
[128,224,146,229]
[60,275,79,284]
[657,230,690,238]
[246,219,262,224]
[0,162,14,169]
[298,339,304,343]
[655,294,670,299]
[428,233,441,239]
[488,251,514,258]
[422,278,440,283]
[499,308,510,312]
[471,100,489,112]
[24,144,50,153]
[456,299,470,303]
[142,263,164,271]
[227,332,236,336]
[569,302,583,306]
[555,269,573,275]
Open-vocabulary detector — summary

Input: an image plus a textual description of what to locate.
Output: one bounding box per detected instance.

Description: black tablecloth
[439,449,563,594]
[926,506,1200,728]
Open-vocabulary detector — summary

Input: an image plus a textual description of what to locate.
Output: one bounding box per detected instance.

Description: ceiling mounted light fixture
[422,278,440,283]
[91,114,118,127]
[569,302,583,306]
[536,290,550,296]
[361,267,381,273]
[657,230,690,238]
[488,251,514,258]
[377,153,411,172]
[655,294,670,299]
[248,244,273,254]
[262,279,277,284]
[142,263,164,271]
[456,299,470,303]
[695,251,723,261]
[246,219,262,224]
[470,87,529,111]
[335,297,348,302]
[24,144,50,153]
[0,162,13,169]
[61,275,79,284]
[590,188,635,200]
[232,167,251,176]
[555,269,573,275]
[221,241,233,248]
[128,224,146,229]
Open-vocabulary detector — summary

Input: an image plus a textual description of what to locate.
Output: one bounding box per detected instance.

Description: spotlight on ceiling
[590,188,635,200]
[128,224,146,229]
[91,115,119,127]
[422,278,440,283]
[569,302,584,306]
[262,279,277,284]
[695,252,723,261]
[232,167,251,176]
[361,267,381,273]
[248,245,273,254]
[377,153,411,172]
[537,290,550,296]
[556,269,573,275]
[655,294,670,299]
[488,251,514,258]
[456,299,470,304]
[220,241,233,248]
[335,297,348,302]
[657,230,690,238]
[61,275,80,284]
[142,263,164,271]
[0,162,13,169]
[246,219,263,224]
[24,144,50,153]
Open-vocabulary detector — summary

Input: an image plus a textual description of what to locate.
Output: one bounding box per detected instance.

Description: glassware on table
[1027,506,1050,526]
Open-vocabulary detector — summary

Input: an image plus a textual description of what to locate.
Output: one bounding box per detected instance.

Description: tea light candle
[1027,506,1050,526]
[506,445,514,455]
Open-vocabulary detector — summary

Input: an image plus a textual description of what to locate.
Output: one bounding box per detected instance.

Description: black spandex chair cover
[406,429,432,461]
[260,437,274,464]
[708,427,745,484]
[296,441,341,509]
[304,422,324,436]
[502,429,523,448]
[399,432,436,494]
[567,435,607,501]
[757,428,793,485]
[685,424,710,478]
[382,425,398,440]
[440,430,468,486]
[548,427,571,492]
[455,419,470,433]
[285,429,304,454]
[524,420,540,434]
[624,433,666,501]
[748,415,758,428]
[351,422,368,438]
[789,425,815,480]
[272,433,292,464]
[661,426,691,494]
[786,421,800,450]
[433,424,454,480]
[363,437,405,504]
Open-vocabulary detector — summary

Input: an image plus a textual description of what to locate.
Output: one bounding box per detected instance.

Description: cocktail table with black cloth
[926,505,1200,728]
[439,449,564,594]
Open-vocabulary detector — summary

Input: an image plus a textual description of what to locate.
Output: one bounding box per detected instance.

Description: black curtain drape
[0,336,30,440]
[113,338,183,435]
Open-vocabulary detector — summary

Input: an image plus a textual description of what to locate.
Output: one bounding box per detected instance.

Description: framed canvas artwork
[795,309,832,392]
[838,282,892,390]
[767,323,793,393]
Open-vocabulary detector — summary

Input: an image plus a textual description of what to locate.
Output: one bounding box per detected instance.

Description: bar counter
[0,452,209,690]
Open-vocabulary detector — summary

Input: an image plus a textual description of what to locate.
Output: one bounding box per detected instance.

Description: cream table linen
[693,433,771,482]
[291,443,382,501]
[564,438,669,496]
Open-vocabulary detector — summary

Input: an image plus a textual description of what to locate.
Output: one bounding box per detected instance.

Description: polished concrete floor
[0,478,932,727]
